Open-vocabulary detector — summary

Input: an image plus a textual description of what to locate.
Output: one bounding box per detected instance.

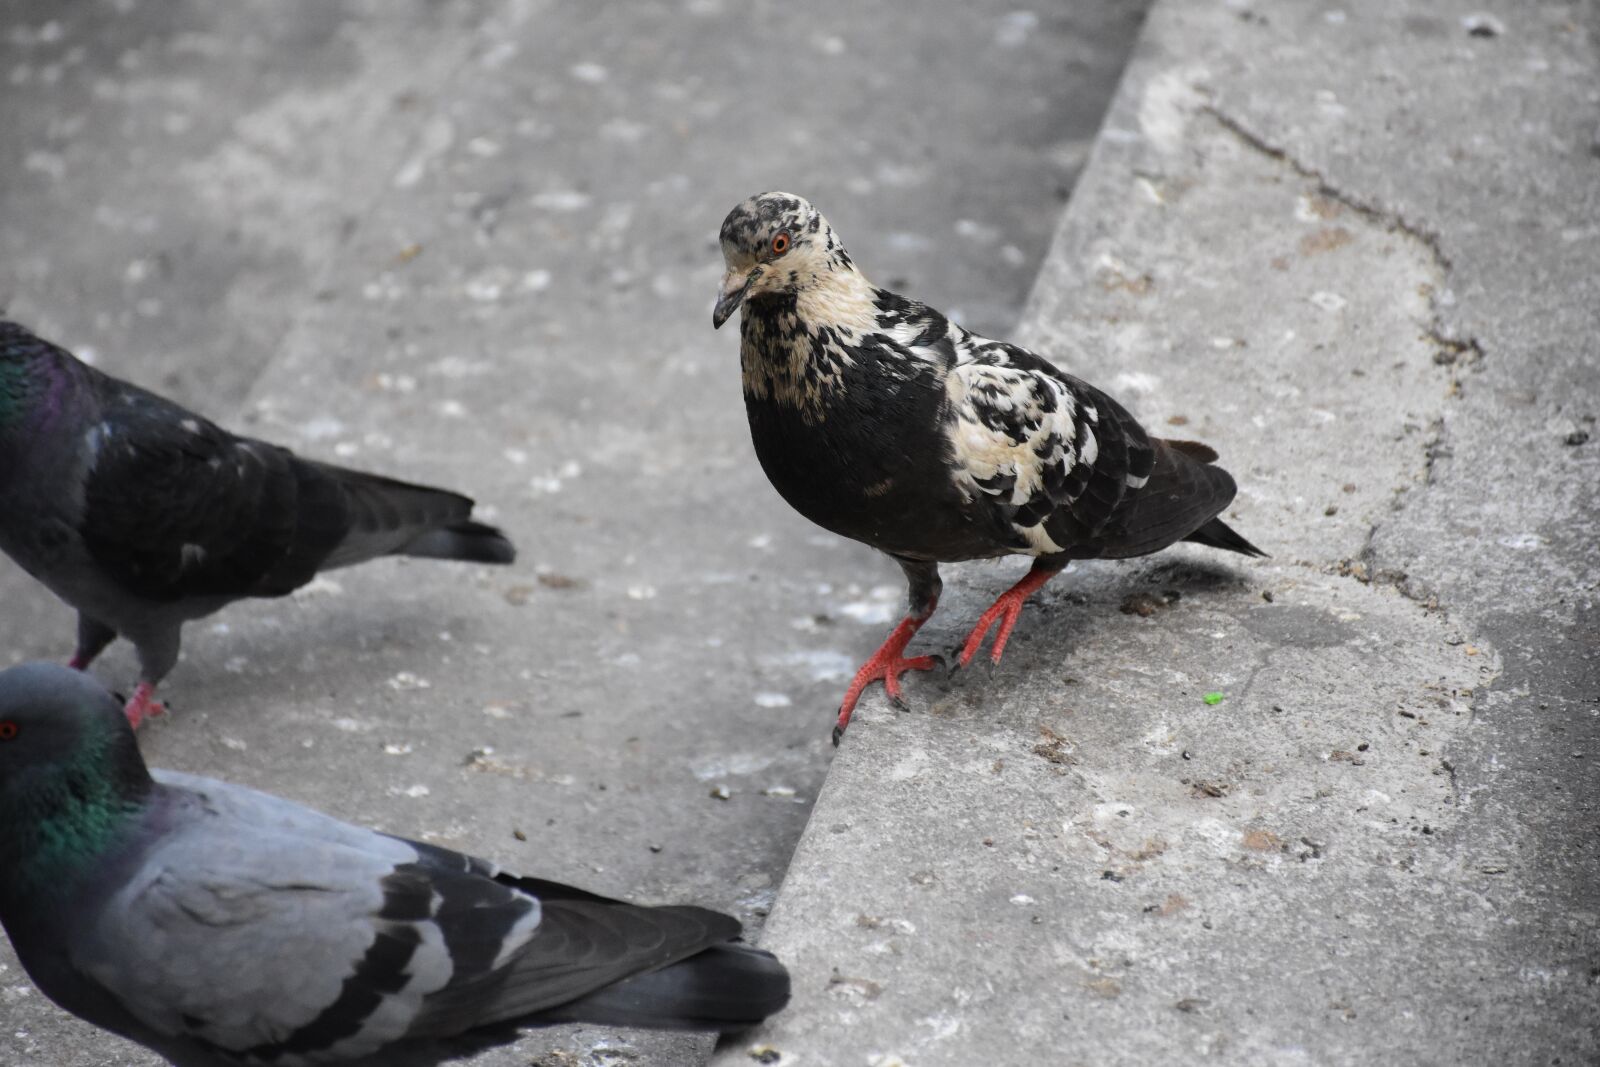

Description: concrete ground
[726,2,1600,1065]
[0,2,1150,1065]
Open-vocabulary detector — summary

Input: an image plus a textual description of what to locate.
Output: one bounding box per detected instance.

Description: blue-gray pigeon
[0,662,790,1066]
[0,320,515,727]
[712,193,1264,741]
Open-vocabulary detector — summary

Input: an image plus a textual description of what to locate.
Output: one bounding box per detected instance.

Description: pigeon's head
[0,663,150,803]
[713,192,848,328]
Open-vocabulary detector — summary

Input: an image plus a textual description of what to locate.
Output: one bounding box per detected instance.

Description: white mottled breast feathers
[738,269,882,418]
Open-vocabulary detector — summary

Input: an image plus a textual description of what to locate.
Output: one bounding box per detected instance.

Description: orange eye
[0,721,17,741]
[771,232,791,255]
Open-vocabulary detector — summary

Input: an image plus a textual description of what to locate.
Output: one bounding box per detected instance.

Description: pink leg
[68,654,91,670]
[956,562,1062,669]
[122,682,167,730]
[833,614,941,744]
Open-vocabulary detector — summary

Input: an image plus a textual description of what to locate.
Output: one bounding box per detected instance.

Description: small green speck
[1203,692,1225,705]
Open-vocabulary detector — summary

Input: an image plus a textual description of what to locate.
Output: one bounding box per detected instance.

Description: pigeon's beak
[712,267,757,330]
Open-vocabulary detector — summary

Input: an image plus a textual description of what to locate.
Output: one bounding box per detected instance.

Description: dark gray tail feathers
[1183,516,1268,558]
[399,520,516,565]
[537,943,791,1033]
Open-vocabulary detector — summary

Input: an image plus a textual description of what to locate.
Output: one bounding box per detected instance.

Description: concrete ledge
[720,1,1599,1064]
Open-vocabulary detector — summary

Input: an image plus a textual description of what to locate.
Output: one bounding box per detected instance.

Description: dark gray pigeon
[0,320,515,727]
[0,662,791,1066]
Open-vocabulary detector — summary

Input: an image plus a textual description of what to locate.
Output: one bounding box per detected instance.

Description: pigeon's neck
[0,345,78,442]
[739,265,923,420]
[0,730,154,904]
[791,262,881,336]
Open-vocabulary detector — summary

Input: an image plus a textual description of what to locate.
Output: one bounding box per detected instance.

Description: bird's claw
[836,657,932,731]
[122,683,167,731]
[831,641,939,743]
[124,703,166,730]
[946,648,994,683]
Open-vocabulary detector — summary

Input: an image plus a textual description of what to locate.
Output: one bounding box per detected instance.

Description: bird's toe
[946,649,972,680]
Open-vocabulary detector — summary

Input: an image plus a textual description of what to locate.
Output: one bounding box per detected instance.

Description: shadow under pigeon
[890,554,1263,717]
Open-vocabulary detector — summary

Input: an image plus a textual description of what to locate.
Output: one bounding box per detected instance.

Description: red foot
[122,683,167,730]
[956,564,1061,669]
[833,615,940,744]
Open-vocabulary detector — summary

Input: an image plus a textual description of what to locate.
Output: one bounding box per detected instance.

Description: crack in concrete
[1203,104,1485,367]
[1204,105,1448,264]
[1204,101,1509,761]
[1203,103,1484,625]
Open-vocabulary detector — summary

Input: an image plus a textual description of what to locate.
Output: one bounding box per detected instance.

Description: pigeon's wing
[1086,436,1250,559]
[76,378,351,601]
[943,339,1155,556]
[75,773,535,1063]
[399,843,743,1038]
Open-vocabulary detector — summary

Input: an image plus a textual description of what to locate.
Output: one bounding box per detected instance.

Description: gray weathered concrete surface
[0,2,1151,1065]
[723,2,1599,1064]
[0,0,477,410]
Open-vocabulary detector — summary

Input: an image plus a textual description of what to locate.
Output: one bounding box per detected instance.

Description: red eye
[771,232,791,255]
[0,721,18,741]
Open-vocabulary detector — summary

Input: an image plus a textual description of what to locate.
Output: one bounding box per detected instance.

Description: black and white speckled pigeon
[0,320,515,727]
[713,192,1265,742]
[0,662,790,1066]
